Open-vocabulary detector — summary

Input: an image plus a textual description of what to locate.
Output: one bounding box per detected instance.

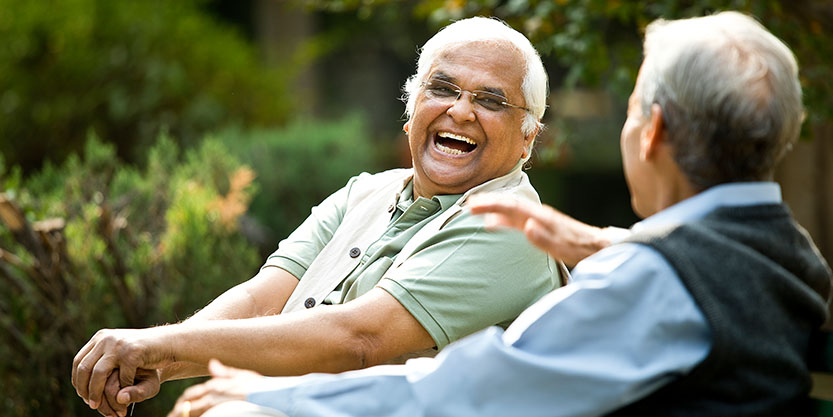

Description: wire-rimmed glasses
[422,78,531,114]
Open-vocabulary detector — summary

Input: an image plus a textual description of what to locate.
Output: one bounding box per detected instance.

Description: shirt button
[304,297,316,309]
[349,247,361,258]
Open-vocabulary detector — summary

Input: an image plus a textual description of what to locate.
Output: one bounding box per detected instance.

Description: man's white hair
[402,17,548,161]
[636,11,803,189]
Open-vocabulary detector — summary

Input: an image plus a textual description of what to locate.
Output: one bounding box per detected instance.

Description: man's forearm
[160,267,301,381]
[156,288,433,378]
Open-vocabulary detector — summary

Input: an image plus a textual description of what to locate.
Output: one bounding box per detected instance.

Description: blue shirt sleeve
[246,243,711,417]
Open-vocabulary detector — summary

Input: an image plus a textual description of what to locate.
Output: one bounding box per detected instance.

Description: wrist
[139,324,181,369]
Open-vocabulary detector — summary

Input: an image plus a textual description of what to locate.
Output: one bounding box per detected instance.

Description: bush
[0,115,383,416]
[217,114,384,252]
[0,0,292,173]
[0,134,261,416]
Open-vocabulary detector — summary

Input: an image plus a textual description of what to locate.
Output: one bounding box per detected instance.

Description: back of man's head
[636,11,803,190]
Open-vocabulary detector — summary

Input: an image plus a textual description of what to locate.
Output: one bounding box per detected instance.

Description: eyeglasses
[422,79,531,114]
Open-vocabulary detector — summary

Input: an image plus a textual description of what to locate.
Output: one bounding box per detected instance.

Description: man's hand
[92,368,161,417]
[468,195,612,266]
[168,360,261,417]
[72,327,173,413]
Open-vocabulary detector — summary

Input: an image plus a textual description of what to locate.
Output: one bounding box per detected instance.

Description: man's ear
[640,103,665,161]
[524,124,541,147]
[403,121,410,134]
[521,125,540,160]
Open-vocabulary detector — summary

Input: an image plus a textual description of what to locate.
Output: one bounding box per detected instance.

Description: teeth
[438,132,476,145]
[436,142,466,155]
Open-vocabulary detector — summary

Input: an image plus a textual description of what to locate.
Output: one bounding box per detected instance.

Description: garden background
[1,0,831,415]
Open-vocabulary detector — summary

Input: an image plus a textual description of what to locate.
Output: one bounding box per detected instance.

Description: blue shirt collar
[632,182,782,233]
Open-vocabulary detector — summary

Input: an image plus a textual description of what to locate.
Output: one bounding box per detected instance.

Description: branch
[96,204,142,327]
[0,298,32,355]
[0,194,48,263]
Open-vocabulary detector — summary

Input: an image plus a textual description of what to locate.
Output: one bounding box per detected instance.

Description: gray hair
[637,11,803,190]
[402,17,548,162]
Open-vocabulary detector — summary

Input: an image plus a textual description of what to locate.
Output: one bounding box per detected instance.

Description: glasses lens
[424,80,460,102]
[423,79,514,113]
[473,92,507,112]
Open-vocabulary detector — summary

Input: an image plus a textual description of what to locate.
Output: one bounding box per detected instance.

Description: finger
[190,396,215,417]
[179,381,211,402]
[470,199,537,230]
[469,196,525,216]
[72,338,97,395]
[75,347,107,405]
[104,372,130,417]
[167,398,190,417]
[117,372,161,405]
[94,375,119,417]
[95,395,118,417]
[119,364,137,389]
[524,217,570,261]
[208,359,251,378]
[88,355,120,410]
[208,359,233,378]
[481,212,519,231]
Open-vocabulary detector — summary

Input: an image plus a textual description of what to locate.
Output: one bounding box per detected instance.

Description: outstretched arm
[468,195,619,266]
[171,245,710,417]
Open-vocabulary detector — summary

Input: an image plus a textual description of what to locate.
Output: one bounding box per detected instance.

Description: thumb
[118,365,136,389]
[117,377,160,405]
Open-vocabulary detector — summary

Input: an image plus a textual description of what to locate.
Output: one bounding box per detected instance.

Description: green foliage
[0,134,261,416]
[217,114,382,249]
[306,0,833,128]
[0,0,292,173]
[0,115,382,415]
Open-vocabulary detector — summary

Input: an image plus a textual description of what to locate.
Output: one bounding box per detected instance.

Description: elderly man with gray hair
[72,17,563,417]
[168,11,830,417]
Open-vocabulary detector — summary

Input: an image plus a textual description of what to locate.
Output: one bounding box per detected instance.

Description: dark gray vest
[609,204,831,416]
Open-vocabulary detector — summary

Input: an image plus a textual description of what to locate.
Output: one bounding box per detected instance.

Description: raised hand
[468,194,613,266]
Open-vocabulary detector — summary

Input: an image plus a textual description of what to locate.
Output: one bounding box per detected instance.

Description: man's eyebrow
[429,72,455,82]
[480,86,508,98]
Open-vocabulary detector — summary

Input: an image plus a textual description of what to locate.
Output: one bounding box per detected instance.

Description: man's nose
[446,91,477,122]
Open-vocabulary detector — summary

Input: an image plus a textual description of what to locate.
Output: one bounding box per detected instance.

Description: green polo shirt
[263,179,559,348]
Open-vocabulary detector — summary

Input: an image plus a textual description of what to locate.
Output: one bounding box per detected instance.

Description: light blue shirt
[246,182,783,417]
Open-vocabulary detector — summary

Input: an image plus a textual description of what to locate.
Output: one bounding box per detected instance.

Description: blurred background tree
[0,0,292,173]
[0,0,831,415]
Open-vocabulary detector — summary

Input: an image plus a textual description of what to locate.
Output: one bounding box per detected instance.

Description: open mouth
[435,132,477,155]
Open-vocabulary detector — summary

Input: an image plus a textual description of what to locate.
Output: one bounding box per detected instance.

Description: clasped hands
[72,327,260,417]
[72,327,171,417]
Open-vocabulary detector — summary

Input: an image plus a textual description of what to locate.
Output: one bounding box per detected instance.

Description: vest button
[349,247,361,258]
[304,297,316,309]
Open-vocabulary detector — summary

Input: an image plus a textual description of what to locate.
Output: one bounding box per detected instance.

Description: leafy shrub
[0,0,292,173]
[217,114,384,252]
[0,115,383,415]
[0,134,261,416]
